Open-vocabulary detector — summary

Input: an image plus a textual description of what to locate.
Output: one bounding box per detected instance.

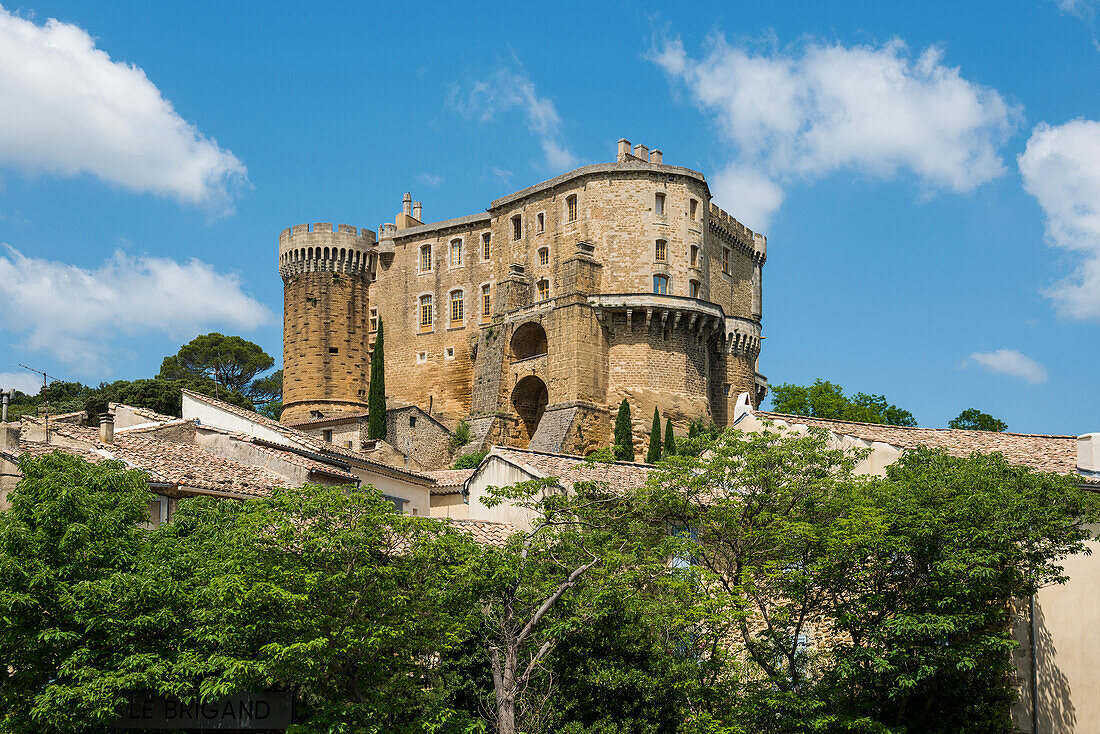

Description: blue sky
[1,0,1098,435]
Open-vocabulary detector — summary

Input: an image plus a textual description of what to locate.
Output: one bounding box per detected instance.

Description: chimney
[1078,433,1100,474]
[633,143,649,162]
[0,422,19,453]
[412,201,422,221]
[651,149,663,164]
[402,192,412,216]
[99,413,115,445]
[617,138,631,161]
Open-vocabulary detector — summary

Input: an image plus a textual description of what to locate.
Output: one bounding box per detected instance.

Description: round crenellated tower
[278,223,377,424]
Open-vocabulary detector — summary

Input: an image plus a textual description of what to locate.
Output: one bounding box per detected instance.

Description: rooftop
[486,446,653,494]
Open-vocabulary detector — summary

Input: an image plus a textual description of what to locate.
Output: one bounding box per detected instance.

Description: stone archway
[511,375,548,444]
[510,321,548,360]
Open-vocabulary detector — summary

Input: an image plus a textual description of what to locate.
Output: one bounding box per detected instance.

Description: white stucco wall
[464,457,545,531]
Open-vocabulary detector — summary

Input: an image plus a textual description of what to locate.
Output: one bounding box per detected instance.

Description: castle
[277,139,768,455]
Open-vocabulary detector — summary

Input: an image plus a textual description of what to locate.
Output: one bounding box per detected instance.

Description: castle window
[420,244,433,273]
[417,351,427,364]
[537,279,550,302]
[690,199,698,221]
[655,192,666,216]
[410,415,417,427]
[538,247,549,266]
[537,212,545,233]
[481,283,491,321]
[655,239,667,262]
[512,215,522,241]
[450,238,463,267]
[653,274,669,295]
[689,279,700,298]
[419,295,433,331]
[445,346,455,360]
[322,429,333,443]
[722,247,730,274]
[566,194,577,223]
[369,308,378,332]
[329,347,339,354]
[450,290,464,326]
[482,232,491,261]
[690,245,699,268]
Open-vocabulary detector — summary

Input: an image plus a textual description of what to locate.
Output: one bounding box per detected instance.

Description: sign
[111,691,292,730]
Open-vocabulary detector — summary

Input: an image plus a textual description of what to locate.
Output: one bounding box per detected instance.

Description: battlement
[708,204,766,262]
[278,223,377,281]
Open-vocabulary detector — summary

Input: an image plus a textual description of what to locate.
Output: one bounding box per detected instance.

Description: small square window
[322,429,333,442]
[445,347,455,360]
[416,351,427,364]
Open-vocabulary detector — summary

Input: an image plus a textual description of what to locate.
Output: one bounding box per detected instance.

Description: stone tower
[278,223,377,424]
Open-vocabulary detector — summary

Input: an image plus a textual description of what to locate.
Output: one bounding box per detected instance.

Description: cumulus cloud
[651,35,1019,229]
[0,245,271,370]
[450,67,578,172]
[0,7,247,213]
[0,372,43,395]
[1019,119,1100,322]
[967,349,1049,384]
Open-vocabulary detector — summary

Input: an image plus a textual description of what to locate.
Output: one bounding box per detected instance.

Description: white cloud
[416,173,443,186]
[0,7,247,214]
[1019,119,1100,322]
[968,349,1049,384]
[651,35,1018,229]
[0,372,43,395]
[1052,0,1097,17]
[450,67,578,172]
[0,245,271,371]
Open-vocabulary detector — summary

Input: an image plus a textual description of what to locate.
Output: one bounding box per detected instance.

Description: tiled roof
[285,411,369,428]
[446,518,517,547]
[117,418,193,434]
[425,468,475,493]
[755,411,1087,479]
[489,446,653,493]
[110,403,177,424]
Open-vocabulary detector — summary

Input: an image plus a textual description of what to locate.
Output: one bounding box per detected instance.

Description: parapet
[708,204,767,263]
[278,223,378,281]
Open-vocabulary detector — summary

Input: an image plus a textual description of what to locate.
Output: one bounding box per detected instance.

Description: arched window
[419,294,433,331]
[565,194,577,223]
[420,244,433,273]
[537,279,550,302]
[450,238,463,267]
[538,247,549,266]
[653,274,669,295]
[481,283,491,322]
[655,239,668,262]
[450,290,464,326]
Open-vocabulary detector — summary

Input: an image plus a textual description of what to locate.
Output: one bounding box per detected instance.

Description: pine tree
[613,398,634,462]
[368,320,387,440]
[645,407,662,463]
[664,417,676,457]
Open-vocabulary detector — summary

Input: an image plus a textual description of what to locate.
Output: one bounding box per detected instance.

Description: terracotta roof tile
[425,468,475,493]
[490,446,653,493]
[446,518,517,547]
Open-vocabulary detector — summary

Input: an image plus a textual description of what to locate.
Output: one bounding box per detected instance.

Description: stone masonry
[279,139,768,454]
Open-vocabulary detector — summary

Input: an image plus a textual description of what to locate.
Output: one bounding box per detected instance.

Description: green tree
[368,320,387,440]
[948,407,1008,432]
[613,398,634,462]
[83,377,253,422]
[663,417,676,457]
[453,449,488,470]
[646,407,662,463]
[158,333,276,400]
[770,378,917,426]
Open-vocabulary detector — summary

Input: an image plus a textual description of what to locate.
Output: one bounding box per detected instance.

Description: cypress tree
[368,320,386,440]
[664,417,676,456]
[613,398,634,462]
[645,407,662,463]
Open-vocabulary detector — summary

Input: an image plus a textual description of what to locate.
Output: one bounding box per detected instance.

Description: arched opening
[511,321,548,360]
[512,375,548,444]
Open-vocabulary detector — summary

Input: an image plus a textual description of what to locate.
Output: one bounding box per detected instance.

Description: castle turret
[278,223,377,424]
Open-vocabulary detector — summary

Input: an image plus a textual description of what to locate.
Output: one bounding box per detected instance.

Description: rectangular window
[537,212,545,232]
[690,199,698,221]
[420,244,432,273]
[482,232,491,260]
[537,279,550,302]
[481,283,491,321]
[416,351,427,364]
[690,280,700,298]
[653,274,669,295]
[690,245,699,268]
[722,248,730,274]
[369,308,378,332]
[566,194,577,223]
[450,290,463,325]
[322,429,332,443]
[655,239,667,262]
[419,294,433,330]
[512,215,522,241]
[655,192,666,216]
[538,247,549,266]
[450,239,463,267]
[445,346,455,360]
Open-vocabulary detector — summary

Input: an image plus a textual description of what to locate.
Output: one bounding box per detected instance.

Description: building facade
[278,139,768,455]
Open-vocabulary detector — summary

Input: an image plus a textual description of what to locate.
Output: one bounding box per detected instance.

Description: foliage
[158,332,277,402]
[769,379,917,427]
[368,320,387,440]
[1,380,93,420]
[83,377,252,421]
[249,369,283,407]
[948,407,1008,432]
[454,450,489,470]
[613,398,634,462]
[257,399,283,421]
[452,419,472,450]
[664,417,677,457]
[646,407,662,464]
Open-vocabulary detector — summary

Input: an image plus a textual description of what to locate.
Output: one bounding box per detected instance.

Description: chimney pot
[99,413,115,445]
[617,138,631,161]
[1078,433,1100,474]
[402,192,412,216]
[651,149,663,164]
[633,144,649,162]
[412,201,422,221]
